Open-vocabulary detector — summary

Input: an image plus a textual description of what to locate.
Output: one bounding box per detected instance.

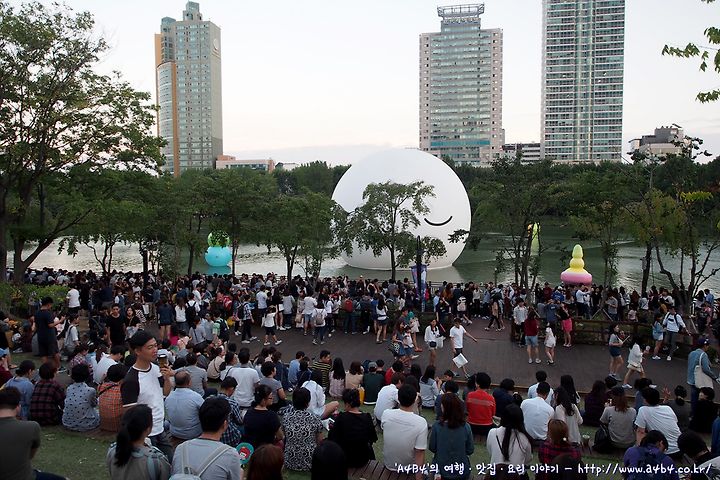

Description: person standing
[513,299,528,347]
[524,310,541,364]
[424,318,443,366]
[608,324,625,380]
[35,297,63,371]
[687,338,719,416]
[121,331,174,460]
[105,304,127,349]
[449,318,478,378]
[663,305,686,361]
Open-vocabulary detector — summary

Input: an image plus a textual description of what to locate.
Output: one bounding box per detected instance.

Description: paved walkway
[238,321,691,393]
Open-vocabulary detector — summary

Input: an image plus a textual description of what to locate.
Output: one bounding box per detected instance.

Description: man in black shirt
[105,304,126,348]
[35,297,62,371]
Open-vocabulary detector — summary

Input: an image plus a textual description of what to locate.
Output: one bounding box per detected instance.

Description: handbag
[428,341,437,348]
[694,352,715,389]
[593,424,612,453]
[389,341,401,356]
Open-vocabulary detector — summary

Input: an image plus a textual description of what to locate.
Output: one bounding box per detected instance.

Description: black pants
[487,315,501,329]
[241,320,253,341]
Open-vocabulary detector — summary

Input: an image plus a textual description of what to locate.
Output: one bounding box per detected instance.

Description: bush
[0,284,68,318]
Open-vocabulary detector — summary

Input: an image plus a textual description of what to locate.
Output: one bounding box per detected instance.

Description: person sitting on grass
[106,404,171,480]
[29,362,65,426]
[537,420,581,480]
[5,359,36,420]
[99,364,127,433]
[0,387,67,480]
[281,387,324,472]
[62,363,100,432]
[623,430,679,480]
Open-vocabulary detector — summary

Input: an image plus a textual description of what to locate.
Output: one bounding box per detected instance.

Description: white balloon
[332,149,471,270]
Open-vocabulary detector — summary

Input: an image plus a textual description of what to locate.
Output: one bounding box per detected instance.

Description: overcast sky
[28,0,720,163]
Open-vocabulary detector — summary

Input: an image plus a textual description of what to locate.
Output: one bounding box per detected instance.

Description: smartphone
[158,354,168,369]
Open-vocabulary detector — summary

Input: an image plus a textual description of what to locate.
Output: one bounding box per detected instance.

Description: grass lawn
[33,408,629,480]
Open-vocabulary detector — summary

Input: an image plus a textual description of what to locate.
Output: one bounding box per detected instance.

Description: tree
[0,2,163,283]
[347,181,446,280]
[466,159,559,289]
[207,169,277,275]
[662,0,720,102]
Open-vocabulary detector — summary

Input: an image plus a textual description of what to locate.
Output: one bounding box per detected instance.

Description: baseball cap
[698,338,711,347]
[368,362,377,369]
[0,348,8,358]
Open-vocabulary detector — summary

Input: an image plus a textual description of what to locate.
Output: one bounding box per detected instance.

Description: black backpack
[186,302,198,323]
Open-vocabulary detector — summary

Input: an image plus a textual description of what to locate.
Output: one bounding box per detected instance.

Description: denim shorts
[525,335,538,347]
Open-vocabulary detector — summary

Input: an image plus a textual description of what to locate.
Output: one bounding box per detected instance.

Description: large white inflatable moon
[332,149,471,270]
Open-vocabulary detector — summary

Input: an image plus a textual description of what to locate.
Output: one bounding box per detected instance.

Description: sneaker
[263,342,270,346]
[528,359,533,364]
[234,331,240,336]
[666,356,672,361]
[622,384,633,389]
[320,341,326,345]
[651,355,661,360]
[535,358,541,364]
[484,327,490,331]
[312,340,318,345]
[548,360,554,365]
[466,320,473,325]
[410,355,419,360]
[303,332,308,336]
[275,340,283,345]
[351,332,357,335]
[363,330,369,335]
[241,340,251,344]
[57,367,68,374]
[250,336,258,341]
[328,333,332,338]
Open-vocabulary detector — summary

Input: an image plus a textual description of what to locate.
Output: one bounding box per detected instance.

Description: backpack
[169,443,230,480]
[216,318,229,342]
[344,298,354,313]
[185,302,198,323]
[313,309,325,327]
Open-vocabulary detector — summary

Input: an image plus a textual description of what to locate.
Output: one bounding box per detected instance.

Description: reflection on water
[9,234,720,292]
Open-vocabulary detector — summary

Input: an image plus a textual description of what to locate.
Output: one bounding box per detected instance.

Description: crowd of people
[0,267,718,480]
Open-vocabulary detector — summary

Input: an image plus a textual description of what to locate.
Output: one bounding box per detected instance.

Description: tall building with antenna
[420,4,504,166]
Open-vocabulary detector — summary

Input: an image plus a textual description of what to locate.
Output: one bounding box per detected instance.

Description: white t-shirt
[304,296,317,313]
[66,288,80,308]
[513,306,528,325]
[94,355,118,384]
[520,397,555,440]
[634,405,681,454]
[121,364,166,436]
[262,312,275,328]
[256,291,268,309]
[527,383,554,405]
[449,325,466,349]
[302,380,326,417]
[554,404,583,444]
[487,426,533,465]
[381,409,428,471]
[374,384,399,422]
[227,366,260,408]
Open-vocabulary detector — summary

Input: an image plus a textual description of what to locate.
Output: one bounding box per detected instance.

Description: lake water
[9,230,720,293]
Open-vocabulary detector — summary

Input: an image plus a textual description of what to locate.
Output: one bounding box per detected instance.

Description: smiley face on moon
[331,149,471,270]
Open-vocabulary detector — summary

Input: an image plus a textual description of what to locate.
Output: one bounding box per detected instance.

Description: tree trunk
[140,244,149,281]
[0,222,8,284]
[231,242,238,277]
[641,242,652,294]
[187,244,195,276]
[390,247,396,282]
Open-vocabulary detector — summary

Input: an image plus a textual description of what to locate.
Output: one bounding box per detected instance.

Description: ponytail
[95,344,108,364]
[114,405,153,467]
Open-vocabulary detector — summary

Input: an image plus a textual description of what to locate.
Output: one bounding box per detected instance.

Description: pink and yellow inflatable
[560,244,592,285]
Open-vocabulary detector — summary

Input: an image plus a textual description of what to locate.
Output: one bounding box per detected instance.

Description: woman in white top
[424,318,443,366]
[302,370,339,420]
[552,387,583,445]
[419,365,441,408]
[487,404,533,466]
[174,297,187,333]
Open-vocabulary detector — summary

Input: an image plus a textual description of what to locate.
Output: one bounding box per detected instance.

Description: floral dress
[281,407,323,471]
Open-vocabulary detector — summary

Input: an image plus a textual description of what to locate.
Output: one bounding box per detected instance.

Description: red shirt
[524,316,539,336]
[466,389,496,426]
[385,368,395,385]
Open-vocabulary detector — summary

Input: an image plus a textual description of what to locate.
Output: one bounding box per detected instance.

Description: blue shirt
[5,376,34,419]
[687,348,717,386]
[546,304,557,323]
[288,359,300,386]
[164,387,204,440]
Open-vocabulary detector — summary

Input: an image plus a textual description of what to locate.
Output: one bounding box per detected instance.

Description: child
[623,337,647,389]
[262,305,282,346]
[545,325,556,365]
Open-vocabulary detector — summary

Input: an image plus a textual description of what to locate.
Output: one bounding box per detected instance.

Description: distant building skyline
[541,0,625,163]
[419,4,503,166]
[502,142,542,163]
[216,155,276,172]
[629,125,688,157]
[155,1,223,175]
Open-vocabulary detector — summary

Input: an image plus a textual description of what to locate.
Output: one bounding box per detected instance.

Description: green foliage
[347,180,446,279]
[0,2,163,283]
[662,0,720,102]
[0,283,68,313]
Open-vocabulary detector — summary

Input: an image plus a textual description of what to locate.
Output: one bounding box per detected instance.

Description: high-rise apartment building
[420,4,503,166]
[541,0,625,163]
[155,2,223,175]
